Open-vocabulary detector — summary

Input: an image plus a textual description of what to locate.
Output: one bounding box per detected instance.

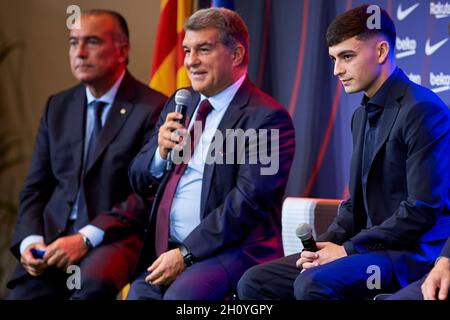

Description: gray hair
[185,8,249,66]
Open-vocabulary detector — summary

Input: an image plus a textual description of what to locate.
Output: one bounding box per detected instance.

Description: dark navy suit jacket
[318,69,450,286]
[129,77,296,287]
[442,238,450,259]
[9,71,166,284]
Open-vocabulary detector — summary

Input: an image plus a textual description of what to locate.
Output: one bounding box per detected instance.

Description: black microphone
[166,89,191,171]
[296,223,318,252]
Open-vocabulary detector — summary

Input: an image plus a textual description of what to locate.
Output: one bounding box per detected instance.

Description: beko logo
[407,73,422,85]
[396,36,417,58]
[430,2,450,18]
[430,72,450,93]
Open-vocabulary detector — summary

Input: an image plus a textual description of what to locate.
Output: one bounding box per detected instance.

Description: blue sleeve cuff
[150,146,166,179]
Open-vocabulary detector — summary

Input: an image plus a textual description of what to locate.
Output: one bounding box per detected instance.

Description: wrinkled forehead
[183,27,221,47]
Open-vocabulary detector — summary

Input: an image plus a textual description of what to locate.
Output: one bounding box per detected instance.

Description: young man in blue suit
[238,5,450,300]
[7,10,166,299]
[126,8,295,300]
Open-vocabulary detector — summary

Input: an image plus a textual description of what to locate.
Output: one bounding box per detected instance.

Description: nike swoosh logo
[425,38,449,56]
[397,3,420,21]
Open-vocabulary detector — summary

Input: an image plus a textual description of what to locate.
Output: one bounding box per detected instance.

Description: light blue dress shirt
[150,74,246,243]
[20,71,125,254]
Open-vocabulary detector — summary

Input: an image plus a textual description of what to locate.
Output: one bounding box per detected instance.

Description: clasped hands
[296,242,347,270]
[21,233,89,276]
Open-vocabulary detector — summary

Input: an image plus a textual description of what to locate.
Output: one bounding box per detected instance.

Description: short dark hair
[185,8,249,66]
[83,9,129,44]
[326,4,396,50]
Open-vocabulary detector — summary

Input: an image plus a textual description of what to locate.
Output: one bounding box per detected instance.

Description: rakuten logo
[430,2,450,18]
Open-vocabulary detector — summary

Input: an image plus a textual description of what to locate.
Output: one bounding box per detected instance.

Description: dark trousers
[238,251,401,300]
[127,255,231,300]
[7,234,142,300]
[386,275,425,300]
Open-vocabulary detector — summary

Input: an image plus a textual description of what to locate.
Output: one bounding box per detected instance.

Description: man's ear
[231,44,245,67]
[118,43,129,64]
[377,40,390,64]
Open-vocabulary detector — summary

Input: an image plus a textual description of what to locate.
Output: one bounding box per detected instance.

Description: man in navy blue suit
[126,7,295,300]
[7,10,166,299]
[238,5,450,300]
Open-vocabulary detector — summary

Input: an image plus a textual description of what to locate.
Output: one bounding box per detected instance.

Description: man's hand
[158,112,187,160]
[296,242,347,270]
[296,250,319,270]
[421,257,450,300]
[21,242,48,276]
[145,248,185,286]
[44,234,89,270]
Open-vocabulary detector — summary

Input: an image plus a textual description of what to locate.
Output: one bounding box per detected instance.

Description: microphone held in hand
[166,89,191,171]
[296,223,318,252]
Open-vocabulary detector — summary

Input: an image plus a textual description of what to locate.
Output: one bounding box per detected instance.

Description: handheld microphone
[166,89,191,171]
[296,223,318,252]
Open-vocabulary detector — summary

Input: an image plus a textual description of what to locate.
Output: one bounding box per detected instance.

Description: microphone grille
[175,89,192,106]
[295,223,312,240]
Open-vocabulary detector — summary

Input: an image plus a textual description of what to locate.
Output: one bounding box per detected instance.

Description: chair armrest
[281,197,342,256]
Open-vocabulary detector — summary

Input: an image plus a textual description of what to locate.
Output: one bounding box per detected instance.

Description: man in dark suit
[126,8,295,300]
[7,10,166,299]
[238,5,450,300]
[387,237,450,300]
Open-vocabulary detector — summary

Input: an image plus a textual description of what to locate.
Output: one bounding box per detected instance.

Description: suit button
[148,185,153,190]
[57,228,63,233]
[144,228,148,233]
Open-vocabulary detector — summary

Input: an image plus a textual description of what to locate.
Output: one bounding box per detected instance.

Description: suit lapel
[362,70,407,220]
[85,72,136,174]
[369,102,400,168]
[215,79,251,139]
[363,101,400,224]
[68,86,87,183]
[199,78,251,218]
[367,72,407,172]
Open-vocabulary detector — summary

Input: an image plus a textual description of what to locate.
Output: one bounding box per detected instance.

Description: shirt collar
[85,70,126,105]
[361,67,399,108]
[199,73,246,112]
